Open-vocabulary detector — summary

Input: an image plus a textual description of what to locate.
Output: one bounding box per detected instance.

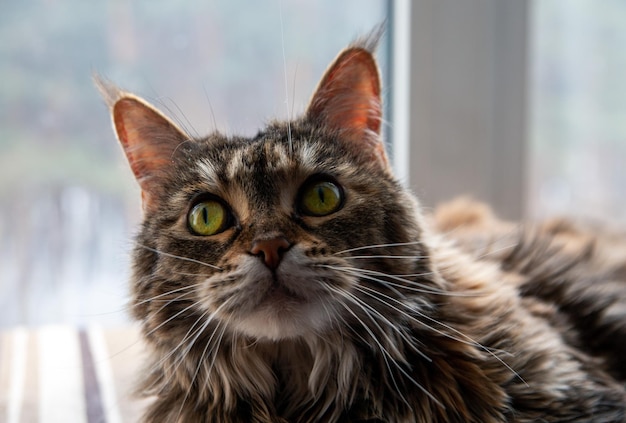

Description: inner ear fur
[306,46,388,169]
[96,77,189,211]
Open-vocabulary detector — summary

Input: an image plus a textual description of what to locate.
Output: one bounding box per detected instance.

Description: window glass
[0,0,387,327]
[530,1,626,223]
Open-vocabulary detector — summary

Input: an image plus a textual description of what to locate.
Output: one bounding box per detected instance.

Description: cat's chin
[205,249,349,341]
[231,277,335,341]
[232,303,330,341]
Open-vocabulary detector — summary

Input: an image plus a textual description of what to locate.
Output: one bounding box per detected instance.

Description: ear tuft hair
[306,26,389,170]
[95,76,190,212]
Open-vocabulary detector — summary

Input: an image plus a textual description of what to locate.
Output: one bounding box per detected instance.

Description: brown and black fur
[99,33,626,422]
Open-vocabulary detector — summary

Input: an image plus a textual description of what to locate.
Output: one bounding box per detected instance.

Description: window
[402,1,625,225]
[529,0,626,223]
[0,0,387,328]
[4,1,624,329]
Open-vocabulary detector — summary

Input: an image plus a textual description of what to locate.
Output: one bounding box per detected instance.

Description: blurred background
[0,0,624,329]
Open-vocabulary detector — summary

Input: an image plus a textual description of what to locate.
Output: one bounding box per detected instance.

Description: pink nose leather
[250,236,291,270]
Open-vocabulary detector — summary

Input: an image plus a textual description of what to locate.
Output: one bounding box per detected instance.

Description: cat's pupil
[299,180,343,217]
[317,186,325,203]
[187,200,228,236]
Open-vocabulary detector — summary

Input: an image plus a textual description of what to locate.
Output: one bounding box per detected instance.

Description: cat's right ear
[306,33,388,171]
[95,77,189,212]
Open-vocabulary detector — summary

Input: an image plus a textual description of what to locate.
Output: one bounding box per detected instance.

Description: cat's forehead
[174,132,341,221]
[194,131,338,187]
[222,137,295,178]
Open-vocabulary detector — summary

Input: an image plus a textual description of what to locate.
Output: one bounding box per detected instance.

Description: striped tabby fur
[100,34,626,422]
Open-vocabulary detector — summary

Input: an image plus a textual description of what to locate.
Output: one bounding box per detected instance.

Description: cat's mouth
[258,276,308,307]
[231,277,318,340]
[208,253,350,340]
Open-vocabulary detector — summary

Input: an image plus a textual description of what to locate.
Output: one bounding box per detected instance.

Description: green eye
[300,180,344,216]
[188,200,229,236]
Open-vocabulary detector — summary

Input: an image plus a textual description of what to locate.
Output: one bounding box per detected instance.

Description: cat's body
[100,34,626,422]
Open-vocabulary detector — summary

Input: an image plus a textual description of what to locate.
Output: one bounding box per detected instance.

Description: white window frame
[390,0,529,220]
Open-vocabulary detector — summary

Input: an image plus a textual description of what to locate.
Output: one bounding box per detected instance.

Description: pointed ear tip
[339,46,376,62]
[332,47,380,83]
[351,23,385,52]
[92,74,128,108]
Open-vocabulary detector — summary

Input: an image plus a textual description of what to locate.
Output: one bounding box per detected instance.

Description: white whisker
[331,288,410,406]
[333,241,426,256]
[173,298,233,369]
[176,320,227,422]
[163,309,213,368]
[329,286,443,408]
[142,299,205,343]
[320,264,440,297]
[321,264,484,298]
[356,284,526,386]
[136,243,222,270]
[144,307,213,393]
[102,286,205,364]
[333,285,432,364]
[278,0,293,154]
[134,282,205,307]
[171,271,215,278]
[476,242,518,260]
[151,298,235,397]
[347,255,428,260]
[202,84,219,132]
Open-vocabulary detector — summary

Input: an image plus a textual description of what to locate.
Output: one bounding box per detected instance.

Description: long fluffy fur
[125,126,626,422]
[107,41,626,422]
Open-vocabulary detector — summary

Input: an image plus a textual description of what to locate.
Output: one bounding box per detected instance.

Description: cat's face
[102,41,432,341]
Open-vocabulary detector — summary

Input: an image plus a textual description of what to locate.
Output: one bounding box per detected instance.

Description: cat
[98,32,626,422]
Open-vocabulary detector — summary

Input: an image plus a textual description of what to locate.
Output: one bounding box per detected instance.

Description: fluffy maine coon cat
[99,34,626,422]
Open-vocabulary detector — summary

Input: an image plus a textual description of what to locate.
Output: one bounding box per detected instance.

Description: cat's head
[101,39,437,341]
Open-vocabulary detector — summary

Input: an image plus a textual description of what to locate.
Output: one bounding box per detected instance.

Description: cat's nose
[250,236,292,270]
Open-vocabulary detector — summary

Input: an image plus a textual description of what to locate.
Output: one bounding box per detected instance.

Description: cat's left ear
[95,77,190,212]
[306,43,388,170]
